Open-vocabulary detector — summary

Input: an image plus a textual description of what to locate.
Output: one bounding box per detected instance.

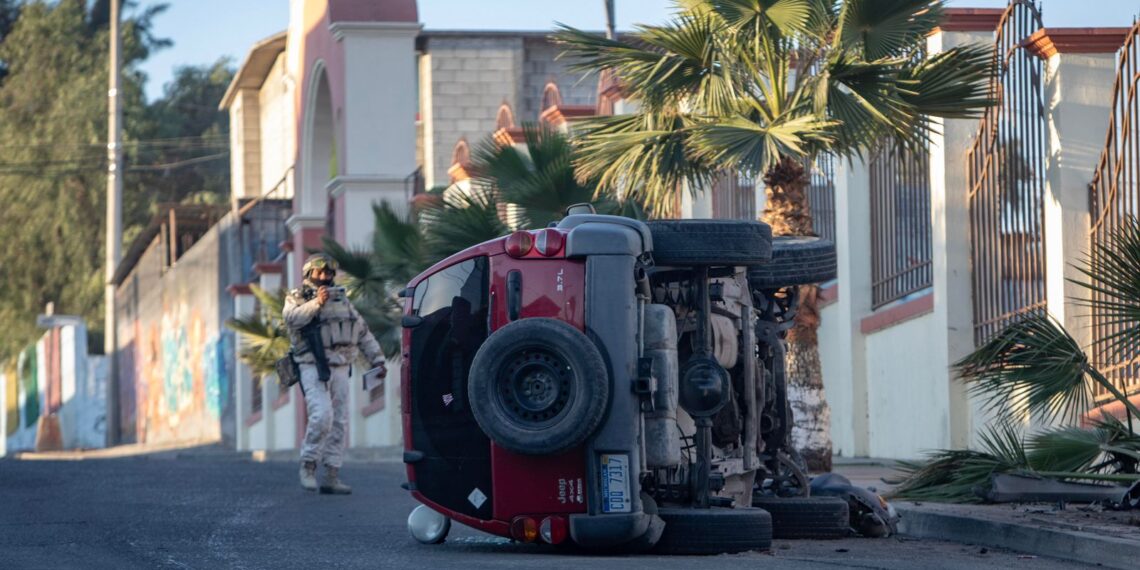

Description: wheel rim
[496,347,574,427]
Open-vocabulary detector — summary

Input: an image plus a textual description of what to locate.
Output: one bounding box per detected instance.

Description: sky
[135,0,1140,102]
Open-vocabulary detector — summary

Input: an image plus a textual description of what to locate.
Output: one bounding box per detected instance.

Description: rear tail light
[505,231,534,258]
[535,229,565,256]
[539,516,568,544]
[510,516,539,542]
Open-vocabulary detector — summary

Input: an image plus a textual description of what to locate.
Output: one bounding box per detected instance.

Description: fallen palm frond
[892,218,1140,502]
[889,422,1030,503]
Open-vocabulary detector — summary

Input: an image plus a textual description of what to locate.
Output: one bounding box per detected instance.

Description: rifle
[301,318,331,382]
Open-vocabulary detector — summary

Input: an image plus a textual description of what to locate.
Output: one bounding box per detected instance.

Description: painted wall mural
[118,302,233,445]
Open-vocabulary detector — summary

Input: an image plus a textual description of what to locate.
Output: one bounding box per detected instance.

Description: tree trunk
[762,156,833,473]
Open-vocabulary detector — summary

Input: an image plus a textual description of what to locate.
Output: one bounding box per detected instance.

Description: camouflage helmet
[302,253,338,279]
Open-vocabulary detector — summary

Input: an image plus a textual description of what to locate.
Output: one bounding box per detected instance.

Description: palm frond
[888,422,1029,503]
[898,43,994,119]
[369,201,430,283]
[1028,415,1140,474]
[1072,216,1140,365]
[421,188,510,260]
[688,114,837,174]
[955,313,1094,424]
[957,311,1140,423]
[570,112,717,217]
[836,0,944,60]
[706,0,819,37]
[555,15,735,114]
[471,125,602,228]
[225,292,291,377]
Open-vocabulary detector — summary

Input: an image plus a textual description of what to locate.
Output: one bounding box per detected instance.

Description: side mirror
[565,202,596,216]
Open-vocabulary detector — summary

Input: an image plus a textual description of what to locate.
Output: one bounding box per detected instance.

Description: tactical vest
[288,287,361,359]
[318,296,361,348]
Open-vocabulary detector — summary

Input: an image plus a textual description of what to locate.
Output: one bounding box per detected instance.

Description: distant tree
[124,58,235,232]
[0,0,18,82]
[0,0,167,359]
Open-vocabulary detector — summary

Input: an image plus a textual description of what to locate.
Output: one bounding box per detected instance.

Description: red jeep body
[401,217,654,547]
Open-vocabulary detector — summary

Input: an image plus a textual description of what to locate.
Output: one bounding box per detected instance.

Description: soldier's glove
[371,359,388,378]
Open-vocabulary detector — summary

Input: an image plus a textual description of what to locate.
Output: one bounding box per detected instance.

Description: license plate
[600,454,631,513]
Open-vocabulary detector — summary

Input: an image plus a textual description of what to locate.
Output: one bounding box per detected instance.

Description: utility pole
[604,0,615,39]
[104,0,122,447]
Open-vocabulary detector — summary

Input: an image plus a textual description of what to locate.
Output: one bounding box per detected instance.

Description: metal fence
[711,171,758,221]
[237,198,292,284]
[1088,20,1140,400]
[967,0,1048,345]
[807,154,836,243]
[870,143,932,309]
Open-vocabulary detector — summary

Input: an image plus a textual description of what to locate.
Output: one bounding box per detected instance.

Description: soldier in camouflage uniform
[284,254,386,494]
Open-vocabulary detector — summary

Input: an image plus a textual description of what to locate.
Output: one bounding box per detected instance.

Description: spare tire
[652,507,773,555]
[750,496,850,539]
[747,236,836,289]
[468,318,610,456]
[648,220,773,266]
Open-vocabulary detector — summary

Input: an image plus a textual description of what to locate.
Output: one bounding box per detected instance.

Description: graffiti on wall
[120,302,232,444]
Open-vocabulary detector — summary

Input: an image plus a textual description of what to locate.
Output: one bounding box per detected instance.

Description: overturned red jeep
[400,209,845,553]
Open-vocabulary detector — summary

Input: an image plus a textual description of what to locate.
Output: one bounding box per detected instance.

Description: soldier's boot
[320,466,352,495]
[299,461,318,491]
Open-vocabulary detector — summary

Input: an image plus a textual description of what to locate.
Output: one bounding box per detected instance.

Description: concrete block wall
[420,33,602,189]
[421,35,526,188]
[521,37,597,120]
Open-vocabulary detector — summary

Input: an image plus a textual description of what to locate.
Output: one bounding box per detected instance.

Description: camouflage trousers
[299,363,350,469]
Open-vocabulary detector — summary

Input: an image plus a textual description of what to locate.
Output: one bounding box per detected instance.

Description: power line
[126,151,228,171]
[0,150,230,175]
[0,134,229,151]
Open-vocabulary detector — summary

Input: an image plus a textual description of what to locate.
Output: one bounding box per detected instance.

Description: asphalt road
[0,456,1095,570]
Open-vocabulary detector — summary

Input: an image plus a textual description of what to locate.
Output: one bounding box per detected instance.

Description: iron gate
[807,154,836,243]
[871,142,932,309]
[967,0,1048,345]
[1088,20,1140,400]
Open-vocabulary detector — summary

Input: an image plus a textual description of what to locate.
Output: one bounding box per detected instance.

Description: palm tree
[226,285,290,377]
[555,0,993,471]
[890,219,1140,502]
[470,123,632,228]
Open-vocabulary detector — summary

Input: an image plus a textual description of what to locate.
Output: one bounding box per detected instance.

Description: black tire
[648,220,773,266]
[468,318,610,456]
[750,496,850,539]
[747,236,836,288]
[652,507,773,555]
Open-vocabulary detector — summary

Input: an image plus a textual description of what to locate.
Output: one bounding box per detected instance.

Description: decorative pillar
[1025,29,1127,353]
[831,158,872,456]
[228,284,256,451]
[329,21,422,249]
[926,11,1005,448]
[287,214,325,287]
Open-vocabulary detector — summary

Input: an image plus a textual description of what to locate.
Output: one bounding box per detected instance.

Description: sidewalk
[833,458,1140,570]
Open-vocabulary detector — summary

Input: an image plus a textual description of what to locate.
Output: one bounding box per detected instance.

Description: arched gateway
[286,0,421,284]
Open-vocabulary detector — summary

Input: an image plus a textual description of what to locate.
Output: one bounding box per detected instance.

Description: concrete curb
[897,505,1138,570]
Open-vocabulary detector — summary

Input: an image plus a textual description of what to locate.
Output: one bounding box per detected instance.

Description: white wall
[863,310,949,459]
[259,53,296,200]
[817,301,854,457]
